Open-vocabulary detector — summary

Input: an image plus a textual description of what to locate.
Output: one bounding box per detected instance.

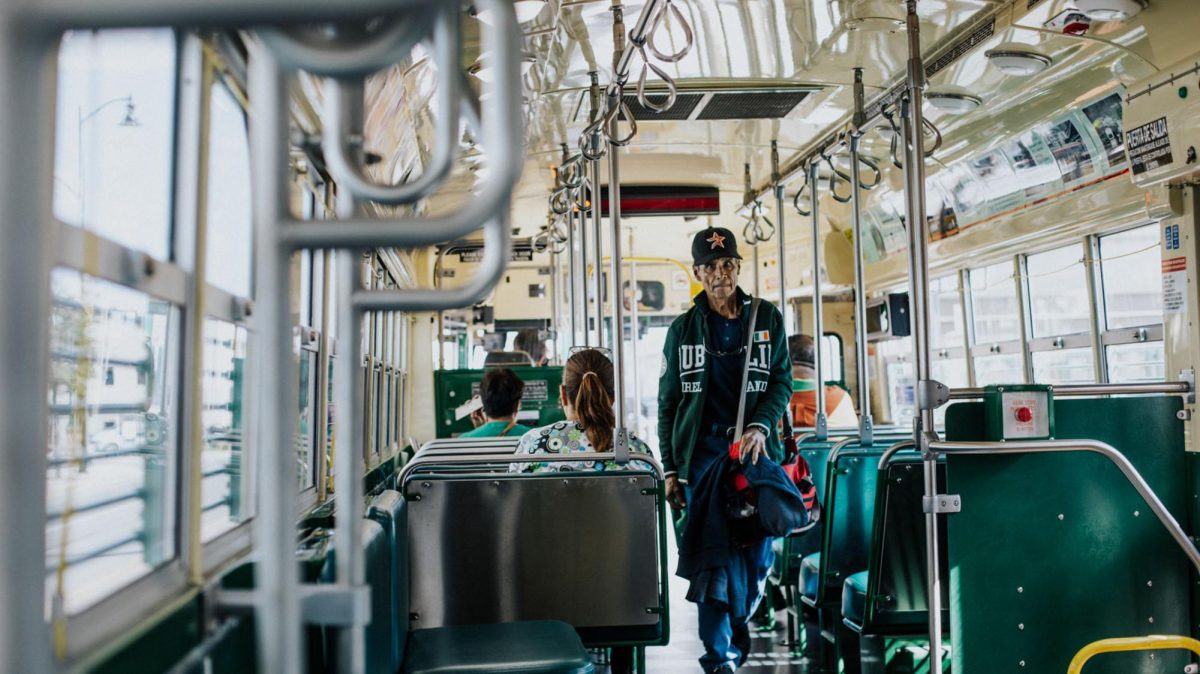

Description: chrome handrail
[399,450,665,486]
[257,13,430,78]
[876,440,917,470]
[270,0,523,253]
[947,382,1191,400]
[320,5,460,205]
[929,438,1200,574]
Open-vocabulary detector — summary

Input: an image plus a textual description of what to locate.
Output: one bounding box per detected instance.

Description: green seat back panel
[206,619,258,674]
[321,520,393,674]
[403,620,594,674]
[784,442,835,566]
[434,367,566,438]
[841,571,870,630]
[817,449,884,606]
[90,597,203,674]
[944,397,1189,674]
[368,490,409,670]
[862,455,949,634]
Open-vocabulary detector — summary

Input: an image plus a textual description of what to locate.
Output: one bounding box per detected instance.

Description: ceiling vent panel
[696,90,811,120]
[619,93,705,121]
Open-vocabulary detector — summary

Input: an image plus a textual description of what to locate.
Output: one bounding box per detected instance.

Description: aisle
[640,533,813,672]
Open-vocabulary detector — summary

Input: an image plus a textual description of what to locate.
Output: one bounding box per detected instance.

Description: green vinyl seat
[840,571,869,631]
[403,621,594,674]
[799,553,821,601]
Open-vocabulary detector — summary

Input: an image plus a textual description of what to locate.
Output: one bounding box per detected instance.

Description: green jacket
[656,288,792,481]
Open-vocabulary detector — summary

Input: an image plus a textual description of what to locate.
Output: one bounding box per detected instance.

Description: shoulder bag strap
[734,298,761,441]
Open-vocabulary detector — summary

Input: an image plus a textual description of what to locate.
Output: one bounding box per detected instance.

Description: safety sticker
[1166,223,1181,251]
[1127,117,1173,176]
[1163,256,1187,315]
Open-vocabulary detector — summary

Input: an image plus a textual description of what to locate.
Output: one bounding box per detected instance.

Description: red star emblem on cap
[706,231,726,249]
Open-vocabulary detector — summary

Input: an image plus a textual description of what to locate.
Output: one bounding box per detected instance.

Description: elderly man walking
[658,226,793,673]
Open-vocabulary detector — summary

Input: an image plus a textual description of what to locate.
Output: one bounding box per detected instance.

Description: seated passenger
[514,328,548,366]
[788,334,859,428]
[460,368,534,438]
[511,348,653,473]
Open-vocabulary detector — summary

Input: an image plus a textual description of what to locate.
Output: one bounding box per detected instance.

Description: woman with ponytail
[510,348,653,473]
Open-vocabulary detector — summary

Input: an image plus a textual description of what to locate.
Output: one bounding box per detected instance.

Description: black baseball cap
[691,227,742,267]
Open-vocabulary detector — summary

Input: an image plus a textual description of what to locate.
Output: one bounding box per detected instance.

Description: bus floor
[635,532,813,673]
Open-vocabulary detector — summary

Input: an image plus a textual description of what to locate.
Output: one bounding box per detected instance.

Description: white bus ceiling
[345,0,1200,297]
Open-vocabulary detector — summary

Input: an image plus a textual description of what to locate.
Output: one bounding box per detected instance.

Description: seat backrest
[792,441,836,560]
[367,490,408,670]
[416,437,522,458]
[862,454,949,632]
[317,520,391,673]
[817,448,884,606]
[483,350,534,366]
[404,471,664,646]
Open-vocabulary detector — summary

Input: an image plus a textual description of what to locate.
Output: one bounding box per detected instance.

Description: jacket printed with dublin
[657,287,793,481]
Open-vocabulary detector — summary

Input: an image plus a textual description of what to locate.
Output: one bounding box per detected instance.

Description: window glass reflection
[1032,348,1094,384]
[45,269,178,614]
[53,30,177,259]
[201,321,247,542]
[206,82,253,297]
[970,262,1020,344]
[1100,226,1163,330]
[1107,342,1165,384]
[973,353,1023,386]
[1026,245,1090,338]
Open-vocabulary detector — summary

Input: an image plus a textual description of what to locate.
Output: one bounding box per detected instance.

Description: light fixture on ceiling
[471,0,548,25]
[985,48,1053,76]
[468,52,537,82]
[926,90,982,114]
[1073,0,1146,21]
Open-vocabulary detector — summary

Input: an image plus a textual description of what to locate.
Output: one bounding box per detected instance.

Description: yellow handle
[1068,635,1200,674]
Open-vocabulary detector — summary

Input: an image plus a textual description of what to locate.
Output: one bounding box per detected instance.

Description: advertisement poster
[968,151,1022,215]
[1003,130,1060,200]
[1081,93,1126,168]
[1043,117,1095,183]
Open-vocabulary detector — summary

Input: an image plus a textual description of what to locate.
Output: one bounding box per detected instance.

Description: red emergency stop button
[1015,407,1034,423]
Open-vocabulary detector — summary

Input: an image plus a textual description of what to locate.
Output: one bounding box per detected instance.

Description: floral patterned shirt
[510,420,656,473]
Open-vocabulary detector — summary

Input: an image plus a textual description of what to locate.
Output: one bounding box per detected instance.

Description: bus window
[1025,244,1094,384]
[1100,225,1164,382]
[46,270,180,614]
[969,262,1024,384]
[53,30,177,260]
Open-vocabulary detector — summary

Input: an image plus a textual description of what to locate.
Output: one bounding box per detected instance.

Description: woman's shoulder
[518,420,583,449]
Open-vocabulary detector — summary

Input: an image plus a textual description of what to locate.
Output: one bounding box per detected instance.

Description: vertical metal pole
[899,2,942,671]
[607,108,628,462]
[772,142,787,319]
[579,168,592,343]
[182,52,215,585]
[849,68,874,445]
[1015,254,1034,384]
[629,254,641,433]
[0,23,54,673]
[959,269,977,387]
[248,43,303,674]
[318,251,333,501]
[334,250,366,674]
[810,161,828,440]
[752,241,760,296]
[591,154,605,348]
[567,204,578,349]
[1083,234,1108,383]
